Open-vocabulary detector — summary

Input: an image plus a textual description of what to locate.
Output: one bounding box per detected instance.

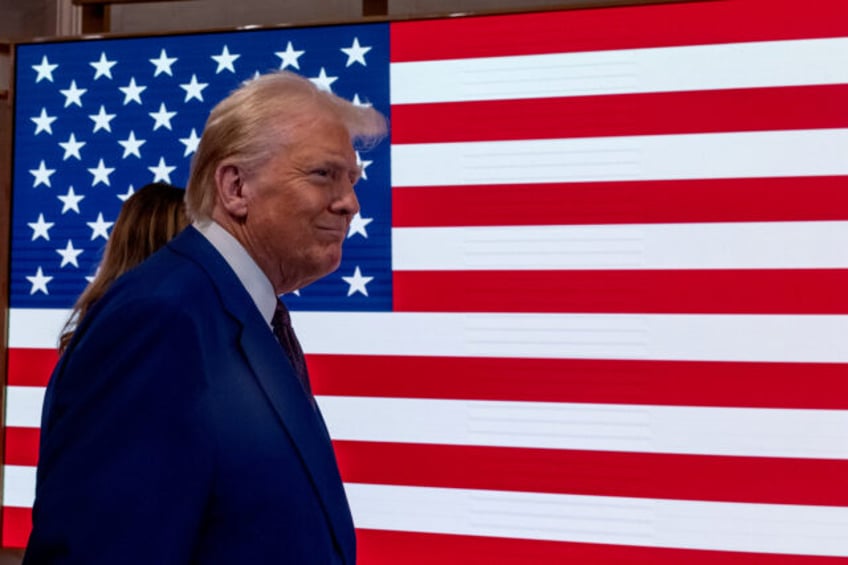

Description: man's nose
[332,180,360,216]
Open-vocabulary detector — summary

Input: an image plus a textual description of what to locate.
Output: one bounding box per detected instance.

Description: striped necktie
[271,300,312,396]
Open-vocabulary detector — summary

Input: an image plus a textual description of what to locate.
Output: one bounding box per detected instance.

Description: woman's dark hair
[59,183,188,352]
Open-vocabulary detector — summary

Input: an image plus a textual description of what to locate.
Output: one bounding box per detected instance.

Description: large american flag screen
[5,0,848,561]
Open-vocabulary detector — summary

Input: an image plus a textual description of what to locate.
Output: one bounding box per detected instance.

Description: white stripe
[390,37,848,104]
[346,483,848,557]
[12,390,845,459]
[3,466,35,508]
[318,397,848,459]
[11,310,848,363]
[7,308,64,349]
[6,387,45,428]
[391,129,848,186]
[296,313,848,363]
[392,221,848,270]
[8,465,846,555]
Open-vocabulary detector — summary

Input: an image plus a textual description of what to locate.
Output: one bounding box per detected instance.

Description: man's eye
[312,169,330,177]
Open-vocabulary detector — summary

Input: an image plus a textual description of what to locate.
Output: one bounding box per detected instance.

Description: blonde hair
[185,70,387,221]
[59,183,188,352]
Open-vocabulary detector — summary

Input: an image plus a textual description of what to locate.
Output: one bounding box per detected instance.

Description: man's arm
[25,296,215,564]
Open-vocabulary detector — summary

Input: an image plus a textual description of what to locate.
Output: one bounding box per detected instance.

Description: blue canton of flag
[11,23,391,311]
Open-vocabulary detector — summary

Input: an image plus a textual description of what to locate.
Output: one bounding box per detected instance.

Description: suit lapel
[238,323,355,554]
[168,227,355,563]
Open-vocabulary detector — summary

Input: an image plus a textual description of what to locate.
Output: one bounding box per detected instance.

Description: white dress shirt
[193,220,278,330]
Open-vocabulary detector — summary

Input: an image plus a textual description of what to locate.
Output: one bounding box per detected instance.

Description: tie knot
[272,301,291,331]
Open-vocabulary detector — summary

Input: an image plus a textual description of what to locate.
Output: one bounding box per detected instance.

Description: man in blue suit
[25,71,387,564]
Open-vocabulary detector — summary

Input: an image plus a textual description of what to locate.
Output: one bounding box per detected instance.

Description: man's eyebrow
[305,155,362,181]
[308,153,355,167]
[333,155,361,175]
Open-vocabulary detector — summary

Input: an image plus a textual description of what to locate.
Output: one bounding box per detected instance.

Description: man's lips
[316,225,348,240]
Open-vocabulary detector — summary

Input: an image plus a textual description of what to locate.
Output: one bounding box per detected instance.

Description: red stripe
[392,177,848,227]
[310,355,848,410]
[8,347,58,387]
[336,441,848,506]
[1,507,31,549]
[393,269,848,315]
[8,514,845,562]
[16,345,848,410]
[358,529,848,564]
[4,428,39,467]
[390,0,848,62]
[391,85,848,144]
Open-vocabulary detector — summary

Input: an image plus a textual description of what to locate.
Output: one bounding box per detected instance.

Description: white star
[211,45,240,74]
[179,128,201,157]
[351,93,372,107]
[30,160,56,188]
[119,77,147,105]
[88,158,115,187]
[60,80,87,107]
[148,156,176,183]
[27,267,53,295]
[32,55,58,83]
[180,74,208,102]
[118,130,146,158]
[28,213,54,241]
[59,133,86,161]
[149,102,177,131]
[150,49,178,77]
[31,108,57,135]
[275,41,305,69]
[117,185,135,202]
[56,240,83,268]
[341,37,372,67]
[356,151,373,180]
[58,186,85,214]
[309,67,338,92]
[90,52,117,80]
[347,212,373,239]
[342,266,374,297]
[89,105,116,133]
[87,212,113,240]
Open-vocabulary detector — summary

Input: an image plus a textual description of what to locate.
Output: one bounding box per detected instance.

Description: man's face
[241,114,361,293]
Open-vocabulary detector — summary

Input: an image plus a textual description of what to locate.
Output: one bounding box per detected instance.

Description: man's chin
[315,248,344,277]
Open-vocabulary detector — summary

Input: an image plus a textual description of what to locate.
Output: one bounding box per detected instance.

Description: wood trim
[81,4,110,34]
[386,0,710,21]
[12,0,706,43]
[74,0,197,31]
[73,0,192,5]
[0,42,13,511]
[363,0,389,17]
[0,41,8,108]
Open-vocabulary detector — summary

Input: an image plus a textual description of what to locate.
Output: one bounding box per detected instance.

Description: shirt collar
[193,220,278,327]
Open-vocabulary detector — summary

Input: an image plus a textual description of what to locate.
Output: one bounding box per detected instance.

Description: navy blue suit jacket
[25,226,356,564]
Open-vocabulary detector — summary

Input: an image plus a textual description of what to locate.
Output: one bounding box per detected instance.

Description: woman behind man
[59,182,188,352]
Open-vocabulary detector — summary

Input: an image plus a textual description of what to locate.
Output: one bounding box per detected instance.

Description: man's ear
[214,163,249,219]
